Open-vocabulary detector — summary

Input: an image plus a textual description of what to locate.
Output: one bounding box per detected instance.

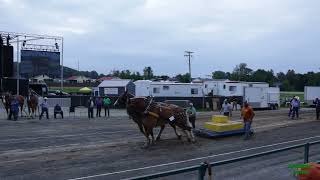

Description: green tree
[231,63,253,81]
[176,73,191,83]
[143,66,154,80]
[212,71,226,79]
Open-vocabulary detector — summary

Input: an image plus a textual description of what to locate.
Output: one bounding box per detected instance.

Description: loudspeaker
[0,45,14,78]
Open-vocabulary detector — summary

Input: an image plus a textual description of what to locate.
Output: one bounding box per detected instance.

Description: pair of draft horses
[2,92,39,118]
[114,91,195,147]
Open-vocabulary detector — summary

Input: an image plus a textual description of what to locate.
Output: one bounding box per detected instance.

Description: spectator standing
[313,98,320,120]
[288,96,295,118]
[103,96,112,117]
[39,97,49,120]
[241,102,255,140]
[88,97,94,118]
[8,96,19,121]
[220,100,232,117]
[186,103,197,128]
[291,97,300,119]
[96,97,103,117]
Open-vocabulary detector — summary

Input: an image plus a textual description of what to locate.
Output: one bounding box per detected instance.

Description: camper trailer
[304,86,320,106]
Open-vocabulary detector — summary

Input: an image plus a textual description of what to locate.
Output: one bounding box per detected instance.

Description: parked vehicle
[304,86,320,106]
[244,87,280,109]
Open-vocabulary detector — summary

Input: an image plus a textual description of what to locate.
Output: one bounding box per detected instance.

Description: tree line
[212,63,320,91]
[65,63,320,92]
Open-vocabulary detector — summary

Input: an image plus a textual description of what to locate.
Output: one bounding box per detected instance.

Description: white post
[16,36,19,95]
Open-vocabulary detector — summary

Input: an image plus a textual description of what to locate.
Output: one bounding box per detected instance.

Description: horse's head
[114,90,134,106]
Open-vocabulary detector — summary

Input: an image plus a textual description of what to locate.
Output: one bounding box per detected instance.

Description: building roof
[97,76,119,81]
[98,79,132,87]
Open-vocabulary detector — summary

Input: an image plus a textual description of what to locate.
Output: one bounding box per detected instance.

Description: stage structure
[0,31,64,95]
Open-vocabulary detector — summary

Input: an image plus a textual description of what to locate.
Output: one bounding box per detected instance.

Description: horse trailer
[304,86,320,106]
[244,87,280,109]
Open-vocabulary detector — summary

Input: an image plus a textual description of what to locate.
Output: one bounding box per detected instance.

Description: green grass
[280,91,304,102]
[49,87,83,93]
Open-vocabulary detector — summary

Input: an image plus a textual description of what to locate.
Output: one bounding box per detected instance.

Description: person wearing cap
[240,101,255,140]
[291,96,300,119]
[186,102,197,128]
[39,97,49,120]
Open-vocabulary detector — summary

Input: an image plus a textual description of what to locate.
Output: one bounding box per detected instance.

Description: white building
[31,74,52,83]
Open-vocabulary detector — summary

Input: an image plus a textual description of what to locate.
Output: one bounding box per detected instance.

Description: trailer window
[229,86,237,91]
[191,88,198,95]
[223,85,226,89]
[205,84,208,88]
[163,86,169,90]
[153,87,160,93]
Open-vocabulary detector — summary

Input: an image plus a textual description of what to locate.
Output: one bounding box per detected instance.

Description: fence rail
[130,141,320,180]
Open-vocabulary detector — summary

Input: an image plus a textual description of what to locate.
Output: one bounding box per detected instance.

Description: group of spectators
[87,96,112,119]
[7,96,64,120]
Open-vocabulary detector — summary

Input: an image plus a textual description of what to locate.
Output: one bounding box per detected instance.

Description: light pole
[184,51,194,82]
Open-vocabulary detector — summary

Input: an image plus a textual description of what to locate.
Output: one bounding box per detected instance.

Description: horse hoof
[156,137,160,141]
[177,135,182,140]
[187,138,191,142]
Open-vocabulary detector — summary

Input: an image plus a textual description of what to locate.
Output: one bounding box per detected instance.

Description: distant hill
[13,62,101,79]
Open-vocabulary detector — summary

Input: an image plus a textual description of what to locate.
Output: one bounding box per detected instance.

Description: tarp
[79,87,92,94]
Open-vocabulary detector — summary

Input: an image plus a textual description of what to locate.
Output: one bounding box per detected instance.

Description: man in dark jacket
[88,97,94,118]
[54,104,63,119]
[314,98,320,120]
[8,96,19,121]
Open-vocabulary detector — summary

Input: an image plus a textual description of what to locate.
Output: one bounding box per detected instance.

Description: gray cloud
[1,0,320,76]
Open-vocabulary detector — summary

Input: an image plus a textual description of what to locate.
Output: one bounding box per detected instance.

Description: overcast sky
[1,0,320,77]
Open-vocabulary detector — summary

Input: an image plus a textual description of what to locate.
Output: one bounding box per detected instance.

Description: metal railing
[130,141,320,180]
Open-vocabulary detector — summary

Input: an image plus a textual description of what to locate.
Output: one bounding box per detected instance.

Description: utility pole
[184,51,194,82]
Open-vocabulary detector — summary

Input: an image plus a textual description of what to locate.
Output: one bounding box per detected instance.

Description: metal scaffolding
[0,31,64,95]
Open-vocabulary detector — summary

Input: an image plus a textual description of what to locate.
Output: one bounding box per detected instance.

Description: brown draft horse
[27,93,38,118]
[114,91,195,147]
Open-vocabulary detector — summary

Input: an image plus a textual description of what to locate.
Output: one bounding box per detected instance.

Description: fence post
[304,143,310,164]
[198,163,207,180]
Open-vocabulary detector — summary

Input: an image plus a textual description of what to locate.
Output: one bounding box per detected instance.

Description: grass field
[280,91,304,102]
[49,87,83,93]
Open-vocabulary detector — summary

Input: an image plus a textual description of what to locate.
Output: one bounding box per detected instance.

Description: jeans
[291,107,299,119]
[189,116,196,128]
[96,105,102,117]
[39,108,49,120]
[316,109,320,120]
[54,111,63,119]
[88,108,94,118]
[244,121,252,139]
[8,110,18,120]
[104,105,110,117]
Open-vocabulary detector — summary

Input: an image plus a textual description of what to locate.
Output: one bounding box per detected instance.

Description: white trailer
[304,86,320,106]
[244,87,280,109]
[134,80,152,97]
[150,82,204,97]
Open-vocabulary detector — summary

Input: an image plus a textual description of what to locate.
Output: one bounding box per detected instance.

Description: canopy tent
[79,87,92,94]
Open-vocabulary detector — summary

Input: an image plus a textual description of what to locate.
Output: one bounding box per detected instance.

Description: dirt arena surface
[0,108,320,180]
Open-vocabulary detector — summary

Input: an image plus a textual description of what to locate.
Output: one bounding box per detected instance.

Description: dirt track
[0,108,320,180]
